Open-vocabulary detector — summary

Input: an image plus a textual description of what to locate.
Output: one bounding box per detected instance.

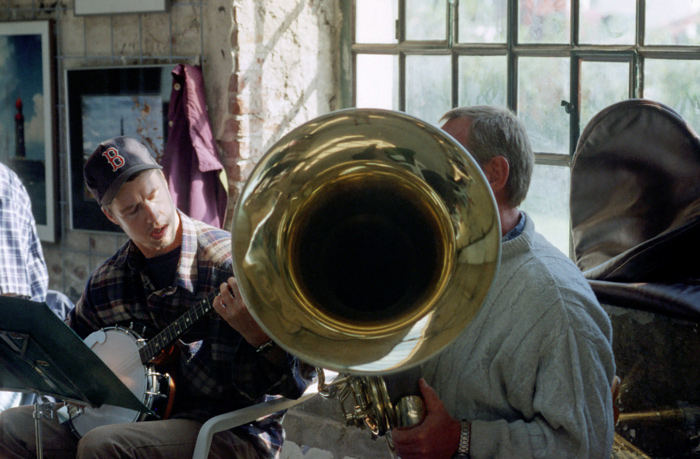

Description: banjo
[67,295,216,437]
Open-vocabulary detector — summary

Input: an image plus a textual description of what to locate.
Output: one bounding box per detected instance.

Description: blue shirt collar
[502,211,525,242]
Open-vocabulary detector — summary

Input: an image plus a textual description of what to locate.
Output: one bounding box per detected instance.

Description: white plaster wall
[211,0,342,224]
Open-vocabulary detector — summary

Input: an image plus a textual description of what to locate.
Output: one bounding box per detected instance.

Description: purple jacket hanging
[162,64,227,228]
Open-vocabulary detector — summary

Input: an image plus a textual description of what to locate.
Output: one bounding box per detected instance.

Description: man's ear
[481,156,509,193]
[101,205,119,226]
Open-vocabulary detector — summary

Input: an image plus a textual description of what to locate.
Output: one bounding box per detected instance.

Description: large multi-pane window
[349,0,700,255]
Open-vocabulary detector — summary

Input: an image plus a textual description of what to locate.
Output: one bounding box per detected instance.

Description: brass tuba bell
[231,108,500,438]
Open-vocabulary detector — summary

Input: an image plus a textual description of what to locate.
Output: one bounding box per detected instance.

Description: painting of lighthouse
[0,21,55,242]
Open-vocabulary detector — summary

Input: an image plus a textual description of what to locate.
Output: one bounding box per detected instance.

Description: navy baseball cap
[84,136,162,205]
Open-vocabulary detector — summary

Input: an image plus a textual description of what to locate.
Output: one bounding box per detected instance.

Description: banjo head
[69,327,152,437]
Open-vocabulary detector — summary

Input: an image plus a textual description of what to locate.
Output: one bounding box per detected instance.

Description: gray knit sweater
[422,214,616,458]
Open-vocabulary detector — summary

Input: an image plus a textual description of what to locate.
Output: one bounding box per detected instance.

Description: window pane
[406,0,446,41]
[405,55,451,124]
[579,0,635,44]
[458,0,507,43]
[518,0,571,43]
[521,164,571,256]
[580,61,629,130]
[458,55,507,107]
[644,59,700,131]
[356,54,399,110]
[356,0,398,44]
[645,0,700,45]
[518,57,570,153]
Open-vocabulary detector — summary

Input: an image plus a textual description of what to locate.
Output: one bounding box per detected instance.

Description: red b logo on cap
[102,147,126,172]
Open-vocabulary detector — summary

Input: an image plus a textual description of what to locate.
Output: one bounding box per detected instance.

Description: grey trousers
[0,405,265,459]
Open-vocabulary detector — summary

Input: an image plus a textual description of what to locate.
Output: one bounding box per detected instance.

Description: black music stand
[0,297,151,457]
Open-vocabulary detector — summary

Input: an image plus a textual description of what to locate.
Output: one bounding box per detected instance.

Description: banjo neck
[138,295,214,364]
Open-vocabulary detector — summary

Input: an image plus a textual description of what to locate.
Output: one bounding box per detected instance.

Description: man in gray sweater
[391,106,616,458]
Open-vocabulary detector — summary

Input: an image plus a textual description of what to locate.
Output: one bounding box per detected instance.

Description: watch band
[455,420,471,458]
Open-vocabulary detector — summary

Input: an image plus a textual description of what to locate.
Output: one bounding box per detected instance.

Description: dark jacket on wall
[162,64,227,228]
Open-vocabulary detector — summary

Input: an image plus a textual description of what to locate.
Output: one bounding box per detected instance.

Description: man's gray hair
[441,105,534,207]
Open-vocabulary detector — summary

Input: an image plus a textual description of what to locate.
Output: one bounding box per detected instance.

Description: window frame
[345,0,700,255]
[346,0,700,158]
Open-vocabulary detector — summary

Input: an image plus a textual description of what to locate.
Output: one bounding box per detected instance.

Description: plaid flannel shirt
[0,162,48,301]
[68,212,311,455]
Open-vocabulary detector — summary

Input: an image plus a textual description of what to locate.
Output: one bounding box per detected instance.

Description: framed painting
[0,21,56,242]
[66,65,172,232]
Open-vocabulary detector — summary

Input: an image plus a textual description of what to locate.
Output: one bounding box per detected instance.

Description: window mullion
[341,0,353,108]
[507,0,518,112]
[450,0,456,108]
[635,0,645,98]
[570,0,579,158]
[447,0,455,48]
[399,52,406,112]
[570,54,580,157]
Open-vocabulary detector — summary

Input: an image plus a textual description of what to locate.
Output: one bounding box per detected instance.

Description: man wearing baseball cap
[0,136,312,458]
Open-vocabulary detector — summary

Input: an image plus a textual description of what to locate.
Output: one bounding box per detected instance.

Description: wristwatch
[453,420,471,458]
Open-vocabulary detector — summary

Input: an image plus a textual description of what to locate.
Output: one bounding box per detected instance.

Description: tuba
[231,108,501,438]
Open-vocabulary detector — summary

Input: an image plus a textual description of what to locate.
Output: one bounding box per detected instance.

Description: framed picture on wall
[0,21,57,242]
[66,65,173,232]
